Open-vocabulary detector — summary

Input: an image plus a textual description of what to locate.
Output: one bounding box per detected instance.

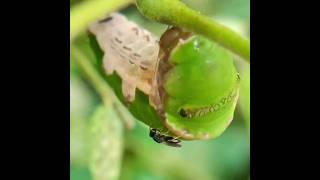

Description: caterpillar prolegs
[89,13,159,103]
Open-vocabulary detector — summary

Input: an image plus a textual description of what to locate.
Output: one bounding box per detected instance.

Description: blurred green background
[70,0,250,180]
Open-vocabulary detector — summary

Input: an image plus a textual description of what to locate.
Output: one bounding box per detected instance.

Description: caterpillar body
[89,13,241,142]
[89,13,160,103]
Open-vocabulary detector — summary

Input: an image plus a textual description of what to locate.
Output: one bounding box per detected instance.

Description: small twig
[71,45,135,129]
[70,45,115,105]
[136,0,250,62]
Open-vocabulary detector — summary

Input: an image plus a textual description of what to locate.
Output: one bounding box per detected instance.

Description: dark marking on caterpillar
[132,27,139,35]
[114,37,122,44]
[133,53,141,57]
[179,90,238,118]
[179,109,188,118]
[139,65,148,70]
[123,46,132,51]
[98,16,113,23]
[144,35,150,42]
[129,54,138,61]
[141,61,151,66]
[237,73,241,80]
[129,60,135,64]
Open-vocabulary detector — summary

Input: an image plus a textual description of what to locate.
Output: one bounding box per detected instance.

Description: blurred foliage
[120,119,249,180]
[239,66,250,134]
[88,105,124,180]
[70,0,250,180]
[136,0,250,61]
[183,0,250,21]
[71,165,92,180]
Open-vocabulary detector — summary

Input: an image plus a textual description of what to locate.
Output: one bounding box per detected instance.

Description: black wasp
[149,128,182,147]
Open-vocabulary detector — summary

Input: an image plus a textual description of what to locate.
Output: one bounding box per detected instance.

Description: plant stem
[70,45,115,104]
[136,0,250,62]
[70,0,133,41]
[71,45,134,128]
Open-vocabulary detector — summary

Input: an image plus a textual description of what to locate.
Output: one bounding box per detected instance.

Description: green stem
[70,45,115,104]
[70,0,133,41]
[136,0,250,62]
[71,45,134,128]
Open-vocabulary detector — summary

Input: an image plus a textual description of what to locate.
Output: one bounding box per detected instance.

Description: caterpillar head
[150,27,240,140]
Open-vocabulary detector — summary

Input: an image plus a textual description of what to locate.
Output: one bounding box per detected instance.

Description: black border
[2,1,70,179]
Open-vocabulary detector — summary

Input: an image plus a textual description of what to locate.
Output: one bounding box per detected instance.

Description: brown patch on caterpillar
[159,27,193,55]
[98,16,113,23]
[149,26,193,114]
[179,90,238,119]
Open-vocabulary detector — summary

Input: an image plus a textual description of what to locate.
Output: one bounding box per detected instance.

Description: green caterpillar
[89,13,240,145]
[150,27,240,140]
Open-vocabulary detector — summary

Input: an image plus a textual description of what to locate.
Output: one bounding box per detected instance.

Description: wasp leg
[164,136,181,143]
[164,137,181,147]
[165,142,182,147]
